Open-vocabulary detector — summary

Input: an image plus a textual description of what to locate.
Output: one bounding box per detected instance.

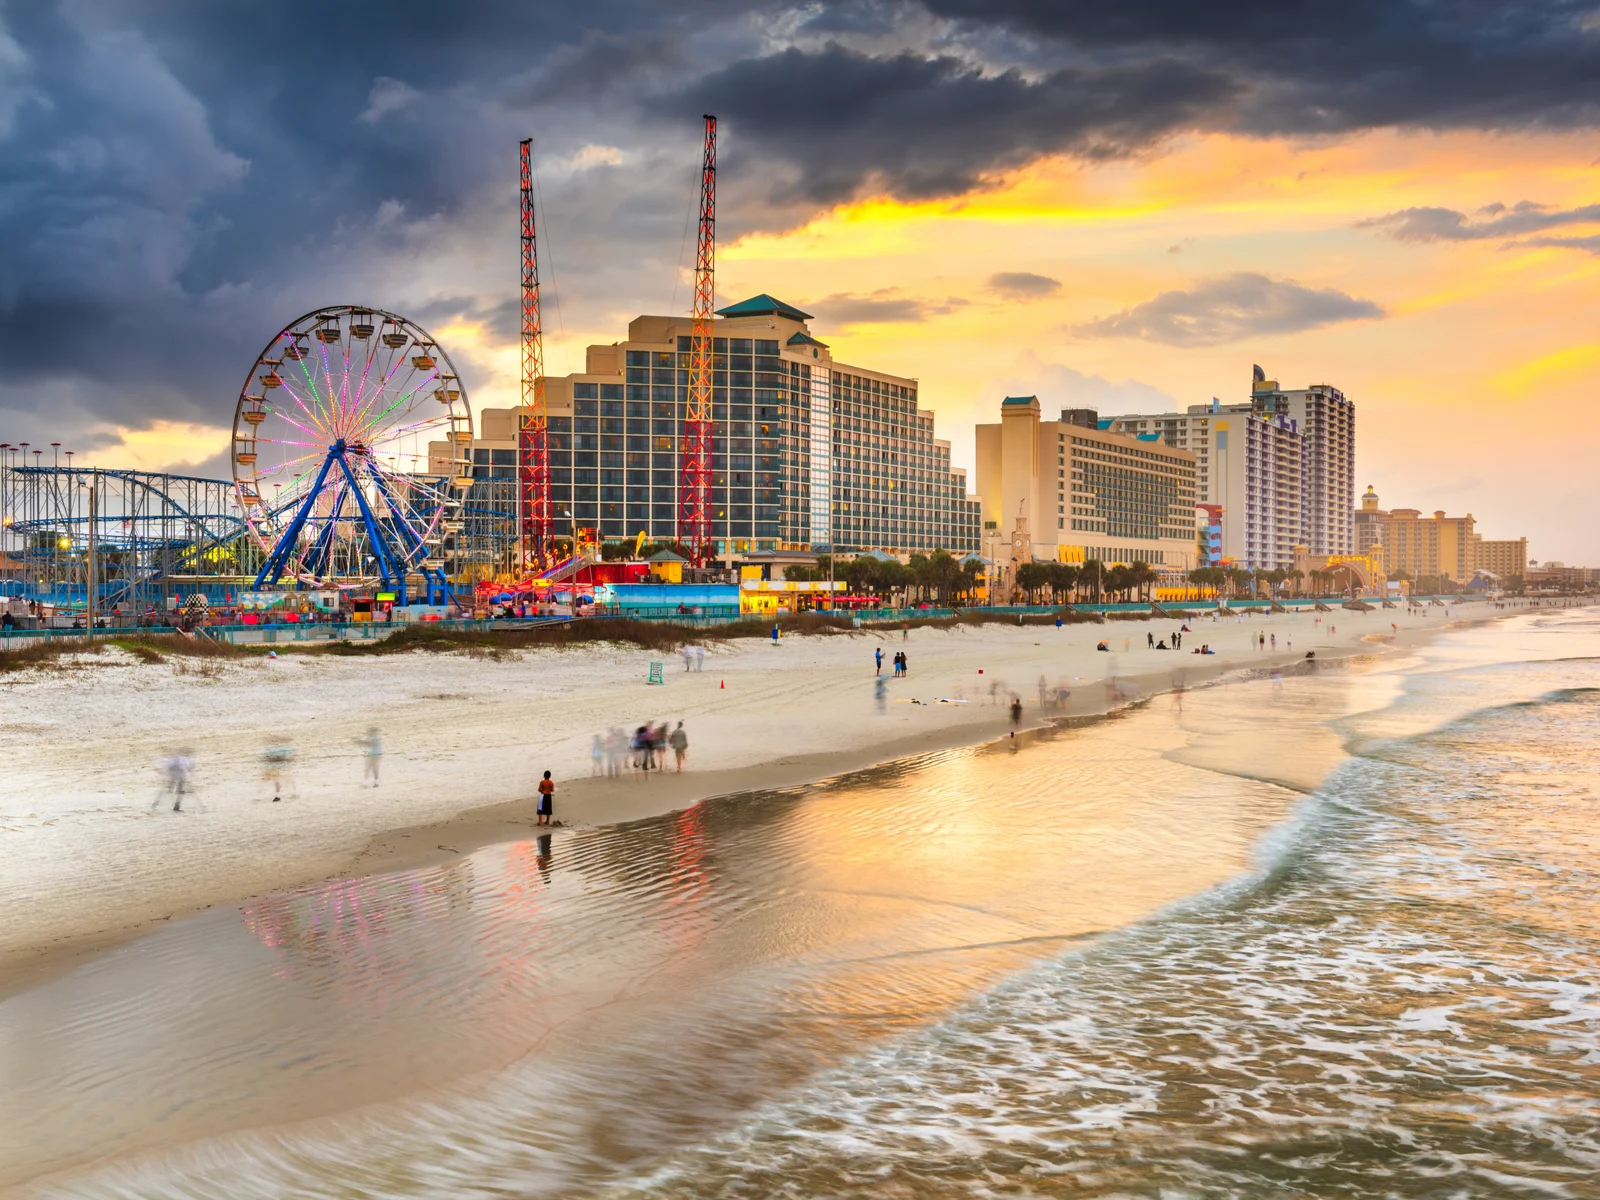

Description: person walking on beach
[358,727,382,787]
[1148,631,1154,648]
[682,644,693,672]
[694,644,705,671]
[669,721,688,771]
[155,750,193,813]
[536,771,554,826]
[874,675,888,714]
[261,743,296,803]
[900,651,909,677]
[875,647,883,676]
[1009,696,1023,728]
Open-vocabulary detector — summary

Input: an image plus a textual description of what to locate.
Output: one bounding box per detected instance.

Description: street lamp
[76,477,96,634]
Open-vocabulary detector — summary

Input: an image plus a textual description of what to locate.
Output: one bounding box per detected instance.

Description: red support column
[517,138,551,572]
[677,115,717,565]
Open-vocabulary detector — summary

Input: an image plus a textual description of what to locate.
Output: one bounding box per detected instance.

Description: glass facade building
[449,296,980,556]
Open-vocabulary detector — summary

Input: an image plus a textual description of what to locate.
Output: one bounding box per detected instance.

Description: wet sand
[0,607,1502,997]
[5,648,1387,1196]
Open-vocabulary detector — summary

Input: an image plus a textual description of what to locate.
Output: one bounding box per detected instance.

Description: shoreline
[0,608,1506,997]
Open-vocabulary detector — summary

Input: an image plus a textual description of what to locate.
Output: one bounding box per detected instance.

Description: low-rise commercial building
[974,397,1199,572]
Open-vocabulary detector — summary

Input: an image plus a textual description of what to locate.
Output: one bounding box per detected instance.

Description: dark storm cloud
[1077,274,1383,347]
[809,289,967,325]
[4,0,1600,456]
[922,0,1600,134]
[683,44,1235,203]
[1361,201,1600,242]
[988,271,1061,298]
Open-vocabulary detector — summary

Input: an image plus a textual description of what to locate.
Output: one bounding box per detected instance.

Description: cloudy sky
[3,0,1599,559]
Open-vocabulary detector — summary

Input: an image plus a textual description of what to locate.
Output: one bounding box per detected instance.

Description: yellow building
[1472,535,1528,580]
[1291,544,1387,594]
[1385,508,1476,582]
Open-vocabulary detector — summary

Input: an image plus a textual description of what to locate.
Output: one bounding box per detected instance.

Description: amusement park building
[448,296,982,556]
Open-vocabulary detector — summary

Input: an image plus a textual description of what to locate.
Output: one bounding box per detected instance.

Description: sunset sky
[4,1,1599,559]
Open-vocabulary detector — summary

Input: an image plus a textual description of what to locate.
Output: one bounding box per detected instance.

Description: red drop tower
[517,137,551,570]
[677,115,717,564]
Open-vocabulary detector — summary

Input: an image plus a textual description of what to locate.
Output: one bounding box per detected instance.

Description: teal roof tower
[714,294,814,321]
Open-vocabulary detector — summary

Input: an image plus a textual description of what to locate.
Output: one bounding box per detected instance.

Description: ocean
[6,608,1597,1198]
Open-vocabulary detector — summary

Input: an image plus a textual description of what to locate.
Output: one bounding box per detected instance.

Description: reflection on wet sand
[3,663,1392,1199]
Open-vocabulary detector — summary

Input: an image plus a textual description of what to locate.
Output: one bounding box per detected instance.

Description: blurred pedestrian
[1009,696,1023,727]
[154,749,193,813]
[669,721,688,771]
[261,743,296,802]
[358,727,382,787]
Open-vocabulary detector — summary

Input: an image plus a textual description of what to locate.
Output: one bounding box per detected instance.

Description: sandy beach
[0,603,1488,988]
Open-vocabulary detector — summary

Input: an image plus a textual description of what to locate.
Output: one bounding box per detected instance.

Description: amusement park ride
[232,305,471,607]
[0,118,721,614]
[678,115,717,567]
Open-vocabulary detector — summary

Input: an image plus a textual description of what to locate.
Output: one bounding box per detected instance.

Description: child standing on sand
[536,771,554,826]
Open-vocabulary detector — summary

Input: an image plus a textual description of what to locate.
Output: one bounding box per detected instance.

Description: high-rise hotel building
[442,296,980,556]
[1106,368,1353,570]
[1249,373,1355,556]
[1106,402,1303,571]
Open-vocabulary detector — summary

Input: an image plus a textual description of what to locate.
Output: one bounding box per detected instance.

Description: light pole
[77,476,96,634]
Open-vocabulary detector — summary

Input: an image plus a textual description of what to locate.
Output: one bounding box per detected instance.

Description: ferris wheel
[232,306,473,606]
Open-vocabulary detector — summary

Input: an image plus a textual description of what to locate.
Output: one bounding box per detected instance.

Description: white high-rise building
[1249,374,1355,556]
[1106,401,1303,571]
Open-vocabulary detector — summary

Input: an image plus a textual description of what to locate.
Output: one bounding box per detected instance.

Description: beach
[2,602,1594,1198]
[0,604,1481,988]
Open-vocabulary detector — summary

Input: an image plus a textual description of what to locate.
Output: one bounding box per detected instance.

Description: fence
[0,614,575,651]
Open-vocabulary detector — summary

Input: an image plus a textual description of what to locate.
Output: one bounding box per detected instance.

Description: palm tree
[1014,561,1047,603]
[1039,562,1071,604]
[1127,560,1158,602]
[1081,558,1105,603]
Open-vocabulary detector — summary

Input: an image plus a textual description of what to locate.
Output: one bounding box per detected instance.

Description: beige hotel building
[974,397,1200,573]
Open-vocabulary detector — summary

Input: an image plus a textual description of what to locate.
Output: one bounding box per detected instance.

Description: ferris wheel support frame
[252,440,420,605]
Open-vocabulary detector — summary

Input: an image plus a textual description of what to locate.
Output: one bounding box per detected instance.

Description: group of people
[1146,628,1190,651]
[679,644,707,671]
[591,722,690,776]
[874,647,911,677]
